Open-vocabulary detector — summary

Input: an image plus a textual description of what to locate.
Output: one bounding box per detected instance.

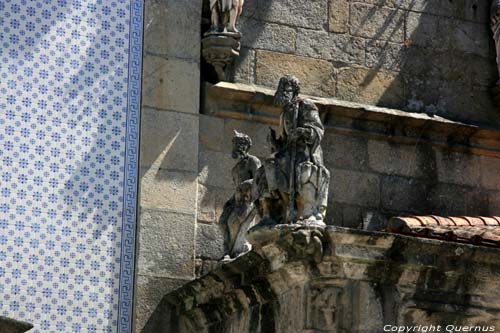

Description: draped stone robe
[265,98,329,209]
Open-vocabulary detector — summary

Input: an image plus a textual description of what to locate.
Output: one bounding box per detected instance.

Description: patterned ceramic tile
[0,0,143,332]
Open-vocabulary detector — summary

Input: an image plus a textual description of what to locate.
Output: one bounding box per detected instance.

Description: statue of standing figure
[254,75,330,227]
[219,131,261,260]
[209,0,245,33]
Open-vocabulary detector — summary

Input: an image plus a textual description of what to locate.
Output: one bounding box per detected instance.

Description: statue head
[274,75,300,108]
[232,130,252,159]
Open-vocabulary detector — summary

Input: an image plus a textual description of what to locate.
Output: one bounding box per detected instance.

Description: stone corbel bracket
[202,32,241,81]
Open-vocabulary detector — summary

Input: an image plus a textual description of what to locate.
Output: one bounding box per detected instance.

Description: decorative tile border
[0,1,143,332]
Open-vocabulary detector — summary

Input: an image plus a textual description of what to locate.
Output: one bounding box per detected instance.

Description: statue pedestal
[202,32,241,81]
[247,223,326,264]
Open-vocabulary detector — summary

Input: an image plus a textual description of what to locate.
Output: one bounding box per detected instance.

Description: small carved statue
[209,0,244,33]
[491,0,500,104]
[219,131,261,259]
[255,75,330,227]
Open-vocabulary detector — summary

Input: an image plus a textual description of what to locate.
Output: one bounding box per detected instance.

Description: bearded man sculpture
[255,75,330,227]
[209,0,244,33]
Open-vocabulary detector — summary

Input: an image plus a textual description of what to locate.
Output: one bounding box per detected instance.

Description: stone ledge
[203,82,500,157]
[155,227,500,332]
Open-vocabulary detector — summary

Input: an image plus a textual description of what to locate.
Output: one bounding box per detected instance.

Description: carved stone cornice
[203,82,500,158]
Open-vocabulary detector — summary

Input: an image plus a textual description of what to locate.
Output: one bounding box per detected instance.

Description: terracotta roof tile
[386,216,500,247]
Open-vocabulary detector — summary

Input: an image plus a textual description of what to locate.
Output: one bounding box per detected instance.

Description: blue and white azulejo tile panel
[0,0,143,332]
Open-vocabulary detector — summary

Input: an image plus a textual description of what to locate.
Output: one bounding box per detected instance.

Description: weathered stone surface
[400,0,490,23]
[470,56,497,91]
[239,18,296,54]
[255,51,336,97]
[233,47,256,84]
[331,169,380,207]
[403,76,498,124]
[140,168,198,214]
[323,134,368,171]
[367,140,431,179]
[336,66,404,108]
[134,275,188,332]
[140,108,199,171]
[361,211,387,231]
[137,209,195,278]
[198,149,235,189]
[488,191,500,215]
[329,0,349,33]
[429,184,488,216]
[349,3,405,43]
[365,40,405,71]
[143,0,201,60]
[381,176,430,213]
[196,223,225,260]
[161,227,500,332]
[142,55,200,113]
[243,0,328,30]
[481,156,500,190]
[296,29,364,65]
[342,205,363,229]
[406,12,490,58]
[435,149,481,187]
[361,0,489,23]
[197,183,217,223]
[199,115,225,153]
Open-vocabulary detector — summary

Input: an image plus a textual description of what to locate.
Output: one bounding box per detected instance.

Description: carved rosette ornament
[491,0,500,105]
[202,0,244,81]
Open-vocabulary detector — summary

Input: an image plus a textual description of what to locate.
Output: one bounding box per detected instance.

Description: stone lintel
[203,81,500,158]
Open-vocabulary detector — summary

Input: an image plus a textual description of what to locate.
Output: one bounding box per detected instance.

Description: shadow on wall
[372,0,500,127]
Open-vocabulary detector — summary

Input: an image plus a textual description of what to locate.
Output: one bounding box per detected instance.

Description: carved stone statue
[209,0,244,33]
[491,0,500,104]
[202,0,244,81]
[254,75,330,227]
[219,131,261,259]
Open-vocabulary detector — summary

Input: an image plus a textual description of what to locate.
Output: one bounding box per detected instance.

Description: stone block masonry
[135,0,202,331]
[233,0,500,127]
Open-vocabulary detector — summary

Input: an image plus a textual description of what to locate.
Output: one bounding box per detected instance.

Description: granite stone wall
[233,0,499,126]
[135,0,202,331]
[136,0,500,331]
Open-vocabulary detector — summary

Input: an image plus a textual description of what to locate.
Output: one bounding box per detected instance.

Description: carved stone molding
[202,32,241,81]
[157,226,500,332]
